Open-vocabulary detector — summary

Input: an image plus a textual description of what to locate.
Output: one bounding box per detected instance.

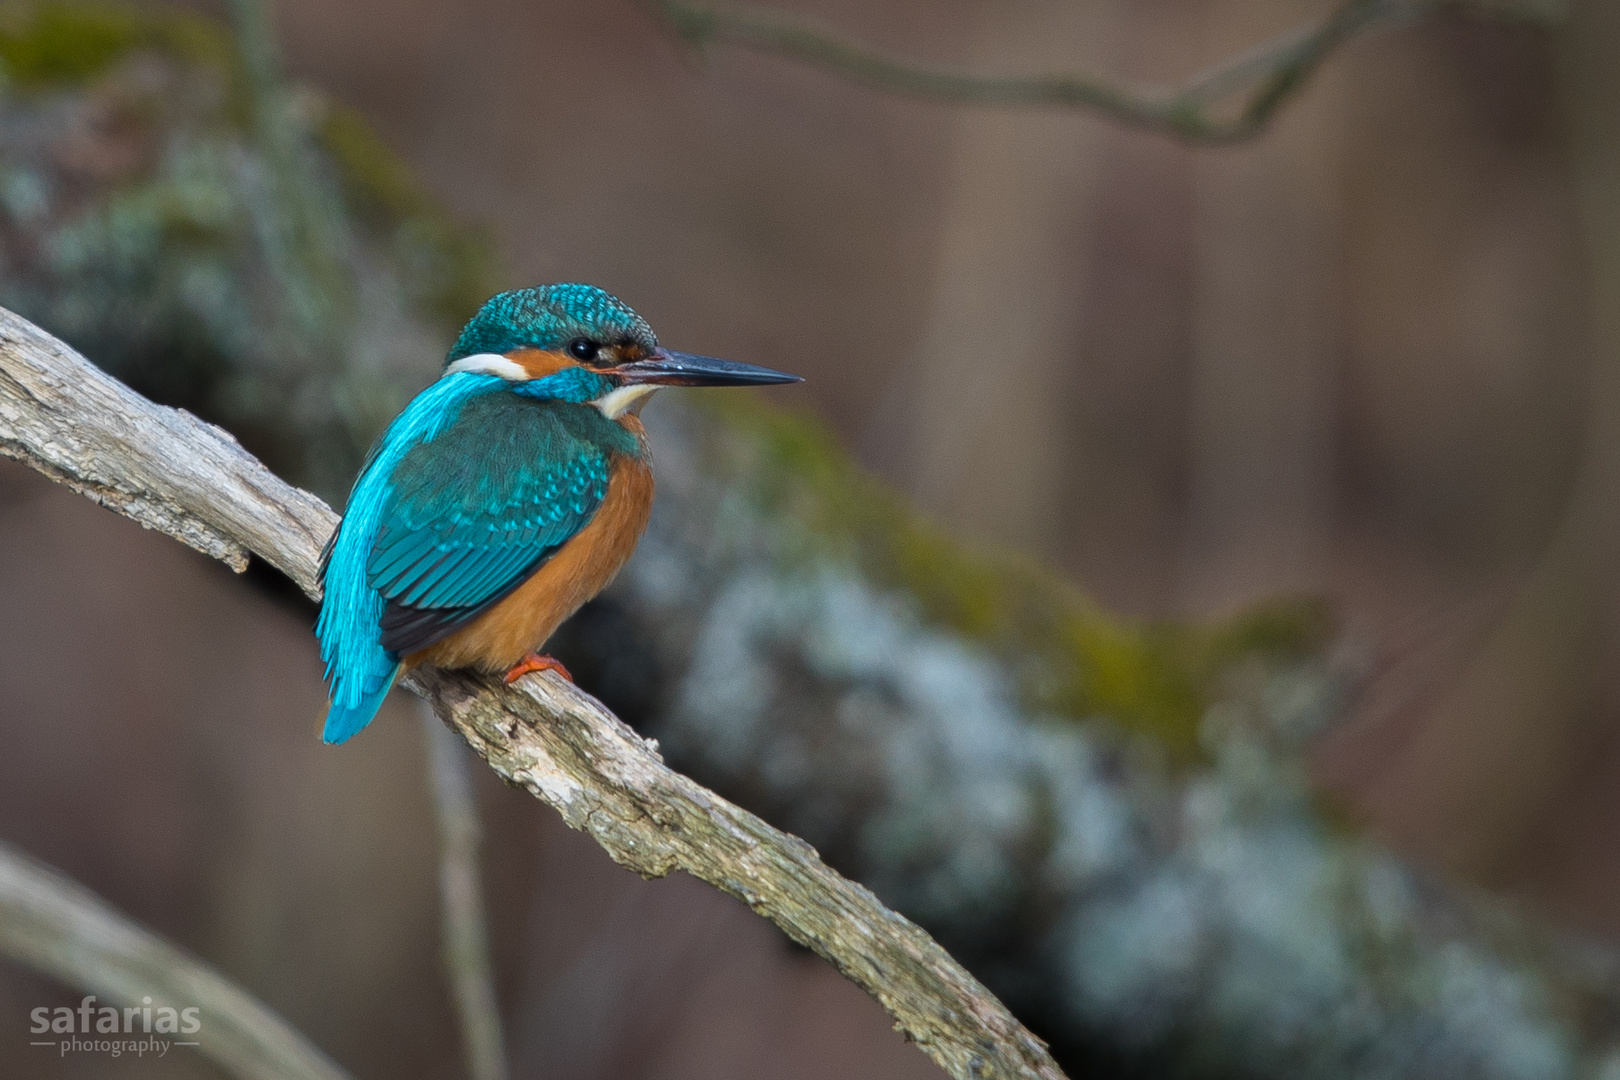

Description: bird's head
[442,283,800,418]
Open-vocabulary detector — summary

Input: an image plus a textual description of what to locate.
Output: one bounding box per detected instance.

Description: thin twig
[0,840,353,1080]
[422,702,511,1080]
[0,304,1066,1080]
[640,0,1562,144]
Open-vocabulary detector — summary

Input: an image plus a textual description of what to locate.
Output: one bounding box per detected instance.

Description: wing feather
[366,394,618,656]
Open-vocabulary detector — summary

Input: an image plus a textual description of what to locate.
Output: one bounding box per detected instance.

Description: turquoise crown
[446,283,656,364]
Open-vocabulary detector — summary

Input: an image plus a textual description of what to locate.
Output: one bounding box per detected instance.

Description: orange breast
[405,424,655,674]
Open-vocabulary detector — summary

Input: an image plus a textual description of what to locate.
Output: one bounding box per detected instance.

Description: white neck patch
[444,352,529,380]
[596,384,660,420]
[445,353,655,418]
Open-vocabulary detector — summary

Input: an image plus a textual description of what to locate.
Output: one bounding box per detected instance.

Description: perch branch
[422,703,511,1080]
[641,0,1561,144]
[0,305,1066,1080]
[0,308,335,583]
[0,840,352,1080]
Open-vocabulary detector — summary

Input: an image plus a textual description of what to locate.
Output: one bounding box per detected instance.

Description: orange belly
[404,438,654,674]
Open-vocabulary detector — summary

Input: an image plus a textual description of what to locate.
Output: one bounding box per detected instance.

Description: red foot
[503,653,573,684]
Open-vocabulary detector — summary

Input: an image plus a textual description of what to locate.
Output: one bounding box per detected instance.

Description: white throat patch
[596,384,660,420]
[443,352,529,380]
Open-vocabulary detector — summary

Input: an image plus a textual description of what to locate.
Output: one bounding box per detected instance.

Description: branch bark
[641,0,1561,144]
[0,307,334,584]
[0,304,1066,1080]
[0,841,353,1080]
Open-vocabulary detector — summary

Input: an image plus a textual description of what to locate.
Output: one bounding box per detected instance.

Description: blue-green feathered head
[446,283,657,365]
[441,283,801,414]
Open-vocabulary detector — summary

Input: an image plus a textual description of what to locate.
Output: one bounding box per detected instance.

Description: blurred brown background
[4,0,1618,1076]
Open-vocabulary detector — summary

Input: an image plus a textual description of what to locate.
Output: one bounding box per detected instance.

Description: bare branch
[640,0,1562,144]
[0,309,334,589]
[0,841,353,1080]
[422,703,511,1080]
[0,304,1066,1080]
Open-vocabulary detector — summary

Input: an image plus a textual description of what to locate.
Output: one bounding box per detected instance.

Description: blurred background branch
[641,0,1563,142]
[422,702,510,1080]
[0,840,352,1080]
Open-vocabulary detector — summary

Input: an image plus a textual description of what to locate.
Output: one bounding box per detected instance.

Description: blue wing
[368,392,614,655]
[315,374,631,744]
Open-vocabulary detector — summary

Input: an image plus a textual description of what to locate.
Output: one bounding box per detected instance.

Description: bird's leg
[503,652,573,684]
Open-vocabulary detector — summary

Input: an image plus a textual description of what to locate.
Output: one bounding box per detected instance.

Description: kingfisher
[315,282,800,744]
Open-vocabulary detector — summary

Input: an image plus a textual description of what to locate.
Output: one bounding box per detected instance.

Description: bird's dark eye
[568,338,599,362]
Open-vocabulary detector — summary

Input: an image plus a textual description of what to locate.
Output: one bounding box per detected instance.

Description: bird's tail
[322,661,404,745]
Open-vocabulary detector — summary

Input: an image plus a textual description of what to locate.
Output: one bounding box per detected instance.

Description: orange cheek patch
[506,348,576,380]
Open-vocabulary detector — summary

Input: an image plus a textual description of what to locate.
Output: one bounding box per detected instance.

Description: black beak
[616,349,803,387]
